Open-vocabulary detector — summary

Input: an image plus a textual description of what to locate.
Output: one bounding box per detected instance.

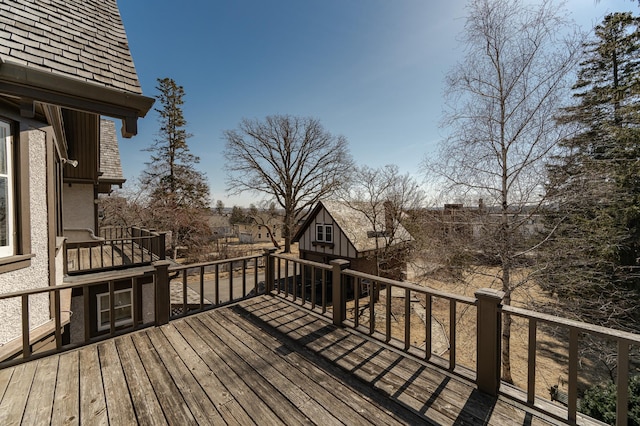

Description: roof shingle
[0,0,142,94]
[99,119,125,184]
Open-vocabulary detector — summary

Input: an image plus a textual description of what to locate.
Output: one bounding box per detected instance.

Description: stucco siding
[63,183,95,234]
[0,126,51,345]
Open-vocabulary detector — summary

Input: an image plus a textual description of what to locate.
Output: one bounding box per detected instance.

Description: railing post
[475,288,504,396]
[63,239,68,275]
[331,259,350,327]
[158,232,167,260]
[154,260,172,325]
[263,248,277,293]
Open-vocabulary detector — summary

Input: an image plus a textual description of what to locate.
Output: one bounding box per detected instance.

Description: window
[0,121,13,257]
[0,118,32,272]
[97,289,133,331]
[316,224,333,243]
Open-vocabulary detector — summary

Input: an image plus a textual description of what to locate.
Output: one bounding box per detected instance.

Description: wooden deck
[0,296,567,425]
[66,242,154,273]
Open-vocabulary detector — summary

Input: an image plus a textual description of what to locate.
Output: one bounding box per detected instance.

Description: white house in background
[0,0,153,357]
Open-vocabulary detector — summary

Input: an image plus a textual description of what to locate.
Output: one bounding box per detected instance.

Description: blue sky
[116,0,629,207]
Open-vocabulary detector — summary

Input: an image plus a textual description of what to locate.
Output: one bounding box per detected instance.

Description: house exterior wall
[69,280,154,343]
[296,206,357,259]
[63,183,95,237]
[0,118,52,345]
[234,222,283,244]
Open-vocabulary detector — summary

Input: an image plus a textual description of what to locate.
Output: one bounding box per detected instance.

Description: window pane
[98,294,109,310]
[325,226,332,242]
[100,311,110,327]
[114,306,132,322]
[0,127,6,175]
[316,225,323,241]
[0,177,7,247]
[114,291,131,307]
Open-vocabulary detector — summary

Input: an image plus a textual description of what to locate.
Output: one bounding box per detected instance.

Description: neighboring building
[293,200,413,280]
[419,200,544,240]
[228,212,284,245]
[208,213,233,239]
[0,0,153,355]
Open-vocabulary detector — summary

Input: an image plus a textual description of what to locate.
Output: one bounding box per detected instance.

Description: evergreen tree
[540,13,640,332]
[141,77,211,259]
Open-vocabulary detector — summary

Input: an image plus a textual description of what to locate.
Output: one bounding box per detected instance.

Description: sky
[115,0,631,207]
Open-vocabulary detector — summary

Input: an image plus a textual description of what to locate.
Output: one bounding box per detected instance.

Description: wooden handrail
[2,249,637,424]
[269,255,637,426]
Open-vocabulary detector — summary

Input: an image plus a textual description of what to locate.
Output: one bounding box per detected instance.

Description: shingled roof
[0,0,154,137]
[0,0,141,94]
[99,119,125,186]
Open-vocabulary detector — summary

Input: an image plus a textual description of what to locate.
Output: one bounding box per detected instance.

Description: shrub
[580,375,640,425]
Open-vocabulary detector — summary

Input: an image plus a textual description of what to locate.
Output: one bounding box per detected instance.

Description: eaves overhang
[0,59,155,138]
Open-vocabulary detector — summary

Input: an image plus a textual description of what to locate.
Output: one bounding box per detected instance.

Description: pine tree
[141,77,211,259]
[540,13,640,332]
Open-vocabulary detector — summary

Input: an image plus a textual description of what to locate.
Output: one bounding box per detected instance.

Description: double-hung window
[0,121,13,257]
[316,224,333,243]
[97,289,133,331]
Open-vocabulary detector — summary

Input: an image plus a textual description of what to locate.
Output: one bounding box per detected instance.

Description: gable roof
[293,200,414,254]
[0,0,141,93]
[99,119,124,186]
[0,0,154,137]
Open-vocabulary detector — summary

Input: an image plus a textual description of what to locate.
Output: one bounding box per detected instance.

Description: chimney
[384,200,394,234]
[478,198,485,212]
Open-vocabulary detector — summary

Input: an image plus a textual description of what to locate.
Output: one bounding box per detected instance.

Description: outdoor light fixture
[62,158,78,167]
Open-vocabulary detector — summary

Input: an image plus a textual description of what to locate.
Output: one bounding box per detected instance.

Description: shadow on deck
[0,295,563,425]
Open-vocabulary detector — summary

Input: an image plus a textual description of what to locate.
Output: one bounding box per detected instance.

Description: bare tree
[224,115,353,252]
[423,0,580,382]
[340,164,424,279]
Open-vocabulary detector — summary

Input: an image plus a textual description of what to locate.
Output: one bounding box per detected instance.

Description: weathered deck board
[0,295,585,425]
[196,314,321,425]
[215,307,423,426]
[130,333,196,425]
[242,297,555,426]
[0,361,36,425]
[51,351,79,425]
[98,340,137,424]
[21,356,57,425]
[114,335,168,426]
[145,326,224,426]
[159,325,249,426]
[172,319,285,425]
[79,347,107,424]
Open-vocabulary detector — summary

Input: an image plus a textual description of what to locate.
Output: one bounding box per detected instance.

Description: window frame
[0,118,31,272]
[96,288,133,331]
[0,120,14,257]
[316,224,333,243]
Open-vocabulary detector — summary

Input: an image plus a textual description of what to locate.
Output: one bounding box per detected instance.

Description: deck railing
[64,226,166,274]
[0,252,266,368]
[265,254,639,426]
[1,249,637,425]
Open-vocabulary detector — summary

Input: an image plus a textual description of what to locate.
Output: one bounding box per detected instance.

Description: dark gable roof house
[0,0,153,357]
[293,200,414,281]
